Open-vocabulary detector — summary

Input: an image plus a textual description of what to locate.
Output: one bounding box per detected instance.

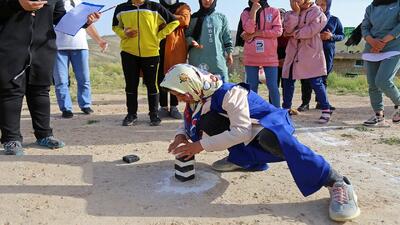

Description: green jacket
[186,12,233,78]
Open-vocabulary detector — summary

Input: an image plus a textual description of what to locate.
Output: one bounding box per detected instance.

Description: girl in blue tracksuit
[298,0,345,111]
[160,63,360,222]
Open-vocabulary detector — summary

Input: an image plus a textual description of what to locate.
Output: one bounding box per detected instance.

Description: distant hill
[88,33,364,64]
[88,35,121,66]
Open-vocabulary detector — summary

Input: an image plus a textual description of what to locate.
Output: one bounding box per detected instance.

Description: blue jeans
[245,66,280,107]
[365,55,400,112]
[53,50,91,112]
[282,73,330,110]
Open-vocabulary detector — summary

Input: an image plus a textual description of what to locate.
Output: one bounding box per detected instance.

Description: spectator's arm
[175,4,191,28]
[388,8,400,39]
[86,25,108,51]
[157,5,179,40]
[293,12,327,39]
[283,11,299,36]
[361,5,372,38]
[221,15,234,54]
[257,10,283,38]
[112,6,127,39]
[331,17,345,42]
[241,10,257,34]
[53,0,66,25]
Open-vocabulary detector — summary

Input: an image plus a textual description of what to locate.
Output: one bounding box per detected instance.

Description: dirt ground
[0,93,399,225]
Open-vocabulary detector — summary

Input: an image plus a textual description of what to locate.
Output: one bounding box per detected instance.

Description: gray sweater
[361,2,400,53]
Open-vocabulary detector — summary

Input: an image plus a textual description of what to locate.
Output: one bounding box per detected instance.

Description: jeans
[245,66,280,108]
[282,70,330,110]
[53,50,91,112]
[365,55,400,112]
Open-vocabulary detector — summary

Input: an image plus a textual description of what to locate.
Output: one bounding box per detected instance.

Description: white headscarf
[160,64,223,126]
[160,64,223,102]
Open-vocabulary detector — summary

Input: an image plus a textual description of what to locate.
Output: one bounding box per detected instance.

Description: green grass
[327,72,400,96]
[86,120,100,125]
[379,137,400,146]
[354,126,374,132]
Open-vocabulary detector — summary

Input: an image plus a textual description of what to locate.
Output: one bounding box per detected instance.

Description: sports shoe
[288,108,299,116]
[62,110,73,119]
[363,115,389,127]
[158,107,170,118]
[170,106,182,119]
[149,114,161,126]
[392,107,400,124]
[211,157,242,172]
[36,136,65,149]
[318,110,333,124]
[122,114,137,126]
[81,107,94,115]
[328,177,361,222]
[297,103,309,112]
[3,141,24,156]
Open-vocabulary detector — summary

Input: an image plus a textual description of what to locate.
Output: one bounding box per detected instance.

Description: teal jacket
[185,12,233,78]
[361,2,400,53]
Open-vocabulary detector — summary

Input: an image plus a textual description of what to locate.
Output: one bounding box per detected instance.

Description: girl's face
[201,0,214,9]
[294,0,311,10]
[316,0,327,13]
[170,91,196,104]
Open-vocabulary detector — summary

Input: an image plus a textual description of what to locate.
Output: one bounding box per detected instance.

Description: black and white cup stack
[175,156,195,182]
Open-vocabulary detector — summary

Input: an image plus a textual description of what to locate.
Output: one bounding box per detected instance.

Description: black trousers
[157,47,178,108]
[120,51,160,115]
[198,111,284,159]
[0,69,53,143]
[300,76,328,105]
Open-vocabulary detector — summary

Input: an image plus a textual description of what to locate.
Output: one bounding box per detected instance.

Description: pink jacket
[282,4,327,79]
[241,7,282,67]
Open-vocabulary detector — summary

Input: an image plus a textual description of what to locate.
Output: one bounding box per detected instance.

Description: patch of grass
[379,137,400,146]
[86,120,99,125]
[341,133,356,138]
[328,72,400,96]
[354,126,374,132]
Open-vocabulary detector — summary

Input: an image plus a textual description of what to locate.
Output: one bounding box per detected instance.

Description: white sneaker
[329,177,361,222]
[211,157,242,172]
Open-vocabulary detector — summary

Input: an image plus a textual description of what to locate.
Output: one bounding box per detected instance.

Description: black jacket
[0,0,66,89]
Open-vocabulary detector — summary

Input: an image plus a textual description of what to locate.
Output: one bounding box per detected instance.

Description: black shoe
[62,110,74,118]
[330,105,336,110]
[149,114,161,126]
[81,107,94,114]
[297,104,309,112]
[122,114,137,126]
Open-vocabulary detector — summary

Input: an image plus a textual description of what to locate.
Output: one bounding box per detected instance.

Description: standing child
[282,0,333,123]
[158,0,191,119]
[238,0,282,108]
[185,0,234,83]
[112,0,179,126]
[298,0,344,112]
[361,0,400,126]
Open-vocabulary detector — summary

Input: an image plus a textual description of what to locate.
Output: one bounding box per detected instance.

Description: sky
[94,0,370,36]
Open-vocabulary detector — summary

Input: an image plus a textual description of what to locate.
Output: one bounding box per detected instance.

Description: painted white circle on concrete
[156,170,220,194]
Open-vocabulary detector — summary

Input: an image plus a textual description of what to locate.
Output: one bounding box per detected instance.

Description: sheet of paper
[55,2,104,36]
[362,51,400,62]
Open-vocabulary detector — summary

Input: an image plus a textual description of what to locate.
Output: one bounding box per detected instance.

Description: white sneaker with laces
[211,157,242,172]
[329,177,361,222]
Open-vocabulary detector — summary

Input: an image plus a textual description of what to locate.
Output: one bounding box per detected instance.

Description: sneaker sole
[363,123,390,128]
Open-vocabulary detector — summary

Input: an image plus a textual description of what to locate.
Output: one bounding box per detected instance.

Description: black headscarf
[372,0,397,6]
[235,0,270,47]
[160,0,184,14]
[191,0,218,42]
